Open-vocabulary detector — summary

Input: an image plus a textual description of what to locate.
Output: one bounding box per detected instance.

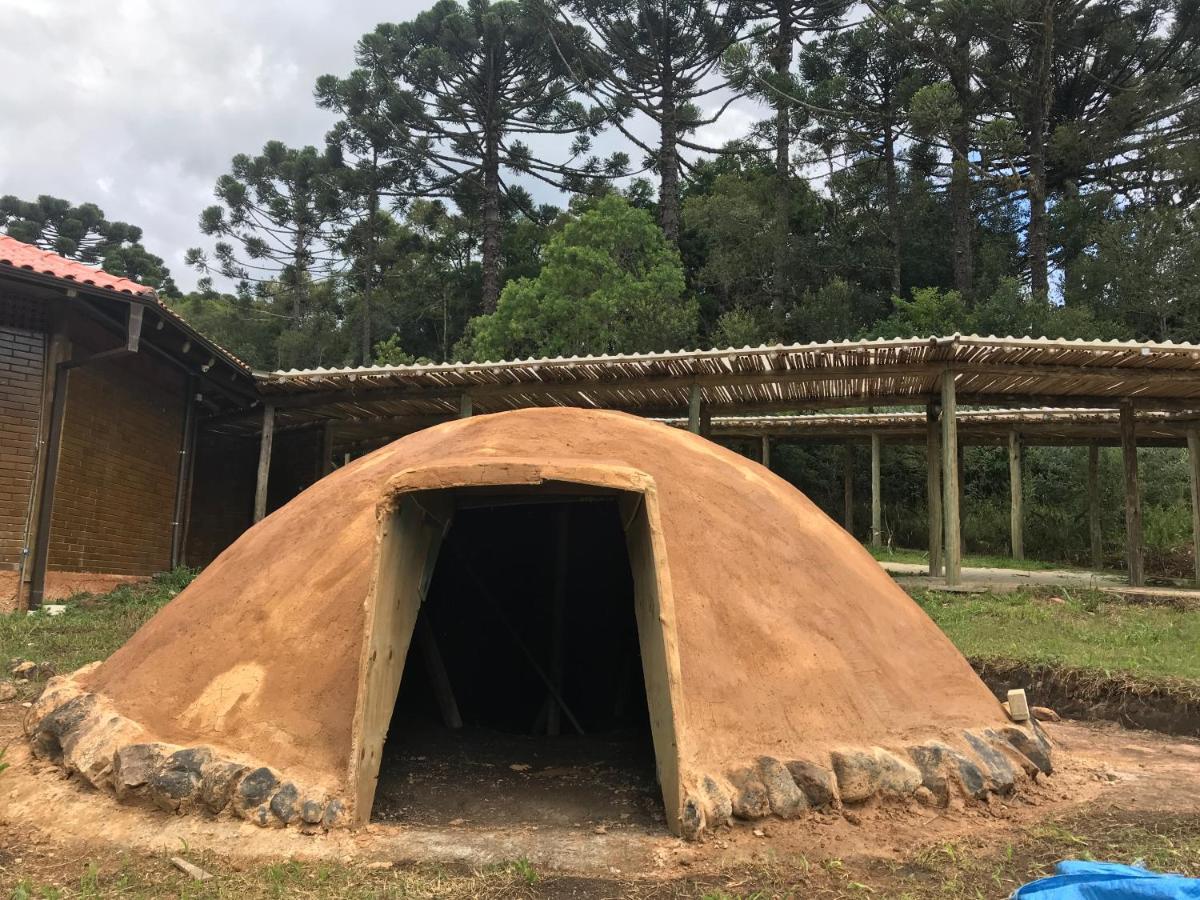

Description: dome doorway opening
[364,488,670,830]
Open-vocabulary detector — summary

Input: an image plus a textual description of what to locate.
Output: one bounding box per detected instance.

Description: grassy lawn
[0,570,192,679]
[870,546,1064,572]
[914,587,1200,683]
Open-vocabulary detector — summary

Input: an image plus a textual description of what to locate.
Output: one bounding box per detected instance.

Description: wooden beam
[1189,429,1200,585]
[687,384,701,434]
[1008,430,1024,560]
[321,420,336,476]
[26,349,71,610]
[253,404,275,524]
[870,433,882,549]
[843,443,855,535]
[760,435,771,469]
[1088,443,1102,570]
[941,372,962,586]
[926,403,943,576]
[1120,403,1144,586]
[458,392,473,418]
[415,615,462,730]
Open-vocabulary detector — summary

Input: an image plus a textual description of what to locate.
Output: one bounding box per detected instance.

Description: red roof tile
[0,233,253,375]
[0,234,153,296]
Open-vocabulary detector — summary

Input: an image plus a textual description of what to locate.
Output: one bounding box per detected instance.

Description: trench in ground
[371,496,664,829]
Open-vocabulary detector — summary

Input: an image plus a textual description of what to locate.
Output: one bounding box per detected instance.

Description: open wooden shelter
[209,336,1200,590]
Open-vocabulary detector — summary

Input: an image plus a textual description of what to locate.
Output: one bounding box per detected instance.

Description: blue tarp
[1014,862,1200,899]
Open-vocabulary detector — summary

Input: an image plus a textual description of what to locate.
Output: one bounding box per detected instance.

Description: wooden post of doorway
[253,404,275,524]
[1008,430,1024,560]
[926,403,943,577]
[1188,428,1200,585]
[1120,403,1144,587]
[941,372,962,586]
[687,384,701,434]
[870,433,882,549]
[760,435,771,470]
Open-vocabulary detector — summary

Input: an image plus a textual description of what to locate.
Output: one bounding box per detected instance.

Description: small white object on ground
[1007,688,1031,722]
[170,857,213,881]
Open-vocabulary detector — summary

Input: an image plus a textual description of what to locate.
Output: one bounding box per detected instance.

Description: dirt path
[885,560,1200,604]
[3,688,1199,885]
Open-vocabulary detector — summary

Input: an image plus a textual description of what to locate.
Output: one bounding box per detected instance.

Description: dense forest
[8,0,1197,372]
[3,0,1199,572]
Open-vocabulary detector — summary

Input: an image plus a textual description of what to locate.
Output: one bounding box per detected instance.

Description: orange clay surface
[82,408,1012,800]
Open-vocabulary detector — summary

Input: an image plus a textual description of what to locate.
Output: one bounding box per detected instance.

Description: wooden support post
[1190,429,1200,586]
[458,392,473,418]
[843,443,855,535]
[941,372,962,586]
[321,420,336,476]
[926,403,943,577]
[687,383,701,434]
[870,433,882,549]
[27,363,71,610]
[546,504,570,736]
[1120,403,1144,587]
[416,615,462,729]
[760,435,771,469]
[1088,443,1102,570]
[1008,430,1024,560]
[253,404,275,524]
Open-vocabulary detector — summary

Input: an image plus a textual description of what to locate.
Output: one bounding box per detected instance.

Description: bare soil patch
[975,657,1200,736]
[372,723,663,831]
[4,687,1200,899]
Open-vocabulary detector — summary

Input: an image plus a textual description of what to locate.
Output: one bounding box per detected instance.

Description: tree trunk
[883,120,902,295]
[771,0,795,309]
[292,220,307,328]
[480,92,503,311]
[1026,0,1055,299]
[658,58,681,243]
[361,172,379,364]
[949,33,974,297]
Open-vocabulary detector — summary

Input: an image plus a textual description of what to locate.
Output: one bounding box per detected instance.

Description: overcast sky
[0,1,755,292]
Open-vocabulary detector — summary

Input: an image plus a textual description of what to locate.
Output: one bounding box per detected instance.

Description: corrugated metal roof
[661,408,1200,446]
[243,335,1200,433]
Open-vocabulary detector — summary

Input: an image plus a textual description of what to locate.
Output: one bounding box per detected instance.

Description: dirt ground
[372,724,663,831]
[3,690,1200,891]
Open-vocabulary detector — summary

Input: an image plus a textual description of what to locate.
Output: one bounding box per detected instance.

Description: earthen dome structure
[26,408,1052,836]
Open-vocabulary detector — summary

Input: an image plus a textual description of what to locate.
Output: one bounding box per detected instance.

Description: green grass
[914,587,1200,682]
[869,545,1067,572]
[0,569,192,681]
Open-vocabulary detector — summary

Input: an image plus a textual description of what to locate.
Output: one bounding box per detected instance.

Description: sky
[0,1,757,293]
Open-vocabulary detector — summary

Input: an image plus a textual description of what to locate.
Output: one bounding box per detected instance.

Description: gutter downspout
[170,375,197,569]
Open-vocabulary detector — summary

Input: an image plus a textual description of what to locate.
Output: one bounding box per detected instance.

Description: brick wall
[0,296,47,570]
[47,319,186,575]
[183,426,324,567]
[185,430,257,567]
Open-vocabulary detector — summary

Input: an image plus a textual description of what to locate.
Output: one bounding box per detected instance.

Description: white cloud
[0,0,420,289]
